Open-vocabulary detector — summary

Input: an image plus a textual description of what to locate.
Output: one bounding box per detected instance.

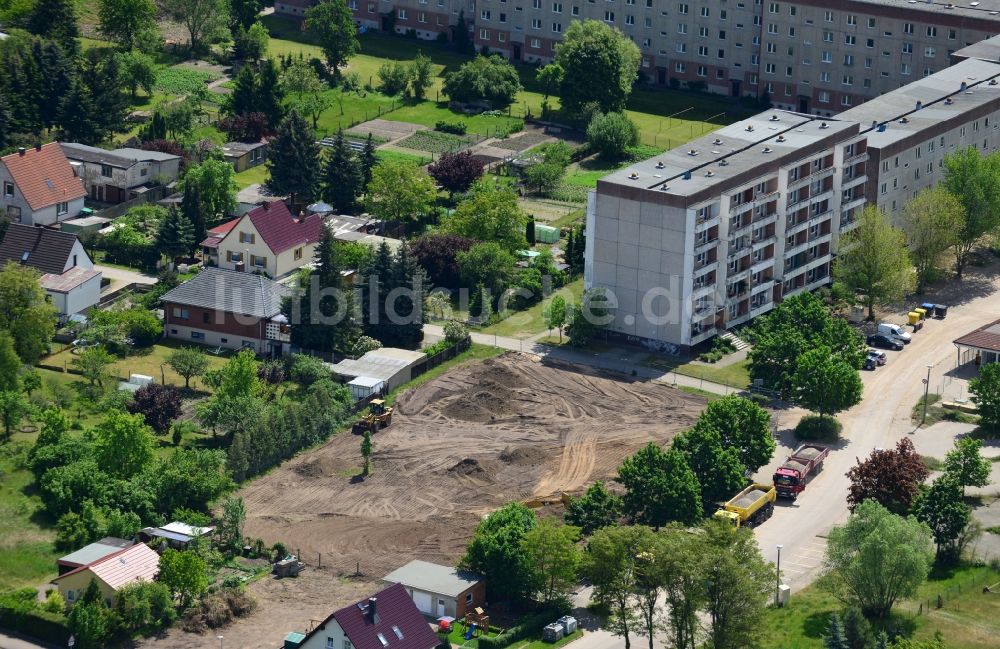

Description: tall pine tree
[57,78,99,144]
[227,65,258,117]
[157,206,196,259]
[28,0,79,56]
[267,110,320,207]
[256,59,285,125]
[361,133,378,187]
[390,241,427,349]
[287,227,359,353]
[321,131,362,214]
[361,242,395,345]
[181,182,206,249]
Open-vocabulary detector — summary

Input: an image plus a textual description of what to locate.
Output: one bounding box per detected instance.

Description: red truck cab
[772,444,829,499]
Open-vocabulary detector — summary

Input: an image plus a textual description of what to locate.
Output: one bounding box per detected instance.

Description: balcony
[693,302,716,318]
[690,325,718,346]
[695,214,720,233]
[750,255,775,275]
[840,217,860,232]
[784,239,810,259]
[730,200,754,216]
[752,211,778,228]
[788,165,836,192]
[786,218,811,237]
[753,190,780,206]
[692,282,716,301]
[695,237,720,255]
[841,195,866,212]
[752,234,776,252]
[751,279,774,296]
[749,300,775,319]
[809,207,833,224]
[728,243,751,259]
[844,152,868,165]
[727,266,751,283]
[842,174,867,191]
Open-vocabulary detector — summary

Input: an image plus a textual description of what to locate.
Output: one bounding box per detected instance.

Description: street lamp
[218,635,224,649]
[775,544,783,607]
[921,364,933,425]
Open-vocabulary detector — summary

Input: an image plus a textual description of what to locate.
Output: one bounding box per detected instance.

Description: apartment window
[699,26,709,37]
[675,62,686,72]
[927,26,937,37]
[924,67,933,77]
[717,69,726,79]
[824,10,833,21]
[100,164,113,178]
[698,45,708,56]
[788,26,795,37]
[767,42,776,53]
[867,18,875,28]
[788,6,795,15]
[924,47,935,58]
[643,16,650,26]
[785,66,793,77]
[750,53,758,64]
[481,9,490,19]
[820,71,830,82]
[765,63,775,74]
[901,63,911,75]
[202,311,211,324]
[678,3,688,14]
[847,14,856,25]
[678,24,687,34]
[676,42,686,53]
[2,182,12,198]
[843,54,853,66]
[866,38,874,48]
[841,95,851,107]
[533,0,541,7]
[844,35,856,46]
[768,2,778,13]
[418,11,426,22]
[239,231,255,244]
[902,43,913,54]
[697,65,707,77]
[880,183,887,195]
[823,31,833,43]
[821,51,832,63]
[573,6,580,15]
[949,29,957,40]
[863,78,872,88]
[172,307,190,320]
[531,17,540,28]
[819,91,829,103]
[530,38,540,47]
[700,6,709,17]
[625,14,633,24]
[603,10,614,22]
[718,49,725,58]
[552,22,562,32]
[767,23,778,34]
[57,201,68,215]
[552,1,561,11]
[397,8,406,18]
[864,58,872,69]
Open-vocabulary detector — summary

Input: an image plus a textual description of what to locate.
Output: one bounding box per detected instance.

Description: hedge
[0,598,70,646]
[478,607,568,649]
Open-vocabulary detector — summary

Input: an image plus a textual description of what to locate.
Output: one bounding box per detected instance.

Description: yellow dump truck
[713,483,777,528]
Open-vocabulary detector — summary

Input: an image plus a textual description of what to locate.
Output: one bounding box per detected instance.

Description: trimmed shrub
[435,121,468,135]
[794,414,842,442]
[0,594,70,646]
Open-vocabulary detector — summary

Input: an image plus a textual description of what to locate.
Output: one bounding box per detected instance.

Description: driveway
[95,264,157,294]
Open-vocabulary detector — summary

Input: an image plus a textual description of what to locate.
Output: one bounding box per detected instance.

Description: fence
[911,570,1000,616]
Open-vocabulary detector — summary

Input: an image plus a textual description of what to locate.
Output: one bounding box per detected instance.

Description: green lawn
[444,623,502,648]
[762,565,1000,649]
[482,278,585,339]
[0,440,59,592]
[643,355,751,389]
[383,102,522,138]
[235,164,270,189]
[376,148,432,166]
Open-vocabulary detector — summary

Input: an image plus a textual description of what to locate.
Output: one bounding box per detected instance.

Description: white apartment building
[586,111,866,353]
[585,56,1000,352]
[318,0,1000,112]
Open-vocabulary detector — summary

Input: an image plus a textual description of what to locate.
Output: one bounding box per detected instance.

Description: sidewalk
[424,323,735,397]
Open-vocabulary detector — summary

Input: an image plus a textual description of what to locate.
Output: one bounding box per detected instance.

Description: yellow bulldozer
[352,399,393,434]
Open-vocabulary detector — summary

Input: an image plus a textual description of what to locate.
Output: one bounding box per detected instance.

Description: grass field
[482,278,585,339]
[644,354,752,389]
[762,565,1000,649]
[235,164,270,189]
[0,440,59,592]
[375,148,433,166]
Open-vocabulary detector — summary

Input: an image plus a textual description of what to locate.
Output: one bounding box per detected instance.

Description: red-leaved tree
[428,150,485,195]
[410,233,476,289]
[846,438,929,514]
[218,112,270,143]
[127,383,183,434]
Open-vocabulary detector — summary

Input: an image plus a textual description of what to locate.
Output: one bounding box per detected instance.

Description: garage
[411,590,433,614]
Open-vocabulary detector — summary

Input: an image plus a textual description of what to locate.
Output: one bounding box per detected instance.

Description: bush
[423,339,455,357]
[442,55,522,106]
[89,307,164,349]
[478,606,570,649]
[794,414,842,442]
[0,594,69,646]
[288,354,331,386]
[444,320,471,345]
[181,588,256,633]
[435,121,468,135]
[748,392,770,407]
[586,111,640,160]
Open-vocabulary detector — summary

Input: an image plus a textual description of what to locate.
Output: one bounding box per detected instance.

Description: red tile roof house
[201,201,324,279]
[51,543,160,607]
[0,223,103,318]
[284,583,440,649]
[0,143,87,226]
[160,266,292,355]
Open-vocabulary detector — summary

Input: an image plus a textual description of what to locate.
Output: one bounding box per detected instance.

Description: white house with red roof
[285,583,439,649]
[200,200,323,278]
[51,543,160,607]
[0,143,87,226]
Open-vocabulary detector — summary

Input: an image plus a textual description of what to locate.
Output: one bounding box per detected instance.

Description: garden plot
[396,130,478,154]
[347,118,426,144]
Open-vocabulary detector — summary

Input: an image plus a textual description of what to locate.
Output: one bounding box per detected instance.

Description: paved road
[0,631,55,649]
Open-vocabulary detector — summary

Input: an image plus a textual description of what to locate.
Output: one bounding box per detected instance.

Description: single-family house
[0,143,86,225]
[284,582,439,649]
[201,200,323,278]
[160,266,292,355]
[0,223,103,317]
[383,560,486,619]
[221,141,268,172]
[57,537,134,576]
[139,521,215,549]
[60,143,181,204]
[51,543,160,607]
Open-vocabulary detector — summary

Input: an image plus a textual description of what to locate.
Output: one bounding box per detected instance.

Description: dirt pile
[500,445,548,466]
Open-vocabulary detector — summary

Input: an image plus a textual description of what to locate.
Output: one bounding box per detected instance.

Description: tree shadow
[803,610,833,638]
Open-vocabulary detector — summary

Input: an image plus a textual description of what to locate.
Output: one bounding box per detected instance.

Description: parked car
[867,349,887,366]
[863,356,877,371]
[867,334,904,351]
[878,322,911,344]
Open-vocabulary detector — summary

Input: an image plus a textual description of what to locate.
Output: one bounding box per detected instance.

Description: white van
[878,322,911,343]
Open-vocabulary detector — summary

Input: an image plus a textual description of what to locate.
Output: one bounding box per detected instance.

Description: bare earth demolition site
[240,354,706,579]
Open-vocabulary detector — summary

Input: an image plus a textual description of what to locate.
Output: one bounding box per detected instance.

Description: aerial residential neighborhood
[3,2,1000,649]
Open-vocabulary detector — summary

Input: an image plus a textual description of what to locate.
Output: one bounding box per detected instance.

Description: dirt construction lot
[241,353,706,579]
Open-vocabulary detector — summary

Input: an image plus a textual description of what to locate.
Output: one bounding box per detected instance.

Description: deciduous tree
[159,549,209,606]
[671,420,746,507]
[970,362,1000,433]
[167,347,209,390]
[305,0,360,79]
[913,476,971,561]
[428,150,485,195]
[544,295,567,342]
[901,187,965,292]
[943,436,992,492]
[283,60,331,129]
[846,438,929,514]
[442,55,522,106]
[0,390,29,440]
[126,383,183,434]
[460,503,538,604]
[365,159,437,224]
[164,0,229,53]
[443,183,527,251]
[521,518,580,605]
[834,205,914,320]
[587,111,640,160]
[696,395,775,473]
[582,525,654,649]
[0,263,57,364]
[98,0,158,51]
[218,496,246,553]
[942,147,1000,278]
[361,429,372,476]
[554,20,641,116]
[791,346,863,418]
[182,156,237,226]
[409,52,434,100]
[0,330,21,393]
[564,480,623,534]
[618,443,702,528]
[72,346,115,387]
[410,233,475,289]
[92,411,155,478]
[822,499,933,618]
[456,242,516,296]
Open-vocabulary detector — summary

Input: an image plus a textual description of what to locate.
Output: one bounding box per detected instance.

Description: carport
[953,317,1000,367]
